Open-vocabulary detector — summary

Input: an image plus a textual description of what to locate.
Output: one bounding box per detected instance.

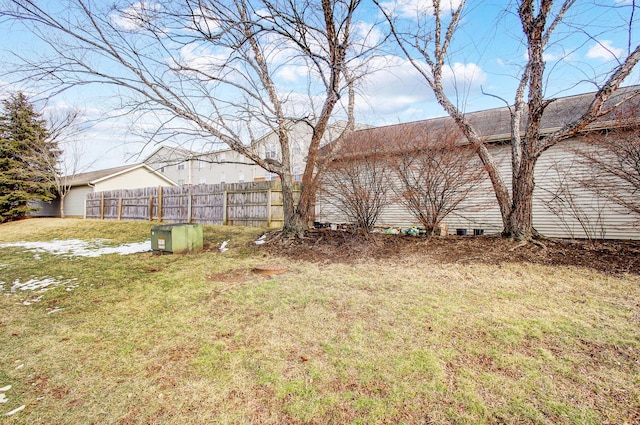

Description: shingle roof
[65,164,138,186]
[337,85,639,155]
[67,164,180,186]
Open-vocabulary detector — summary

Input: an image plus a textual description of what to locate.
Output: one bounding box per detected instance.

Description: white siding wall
[149,150,263,184]
[316,139,640,240]
[93,168,171,192]
[65,186,93,217]
[532,140,639,240]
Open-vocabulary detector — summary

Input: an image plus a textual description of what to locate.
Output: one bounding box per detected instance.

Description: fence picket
[85,181,302,227]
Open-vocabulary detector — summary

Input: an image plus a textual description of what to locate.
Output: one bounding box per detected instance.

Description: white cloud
[355,55,486,120]
[379,0,462,19]
[351,21,385,53]
[191,6,221,34]
[444,62,487,90]
[110,2,161,31]
[177,44,231,74]
[275,65,309,83]
[586,40,624,61]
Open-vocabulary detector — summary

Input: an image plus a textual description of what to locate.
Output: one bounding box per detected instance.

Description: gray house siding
[64,186,93,217]
[28,198,60,217]
[315,137,640,240]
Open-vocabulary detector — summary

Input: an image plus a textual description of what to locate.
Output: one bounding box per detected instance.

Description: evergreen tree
[0,92,60,222]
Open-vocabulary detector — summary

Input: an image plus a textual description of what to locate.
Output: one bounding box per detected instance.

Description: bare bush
[538,156,608,240]
[392,125,487,235]
[320,139,392,232]
[576,108,640,221]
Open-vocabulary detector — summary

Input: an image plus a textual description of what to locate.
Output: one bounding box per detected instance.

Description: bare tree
[376,0,640,241]
[392,125,486,235]
[320,137,392,232]
[36,108,94,218]
[1,0,379,236]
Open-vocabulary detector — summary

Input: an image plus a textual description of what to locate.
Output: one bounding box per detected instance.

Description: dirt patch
[206,269,251,283]
[262,229,640,275]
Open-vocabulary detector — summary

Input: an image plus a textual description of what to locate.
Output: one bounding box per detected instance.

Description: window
[265,144,277,159]
[266,172,277,181]
[238,172,245,183]
[294,167,302,182]
[177,163,185,170]
[293,143,302,155]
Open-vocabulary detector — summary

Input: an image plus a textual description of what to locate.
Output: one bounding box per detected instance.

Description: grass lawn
[0,218,638,424]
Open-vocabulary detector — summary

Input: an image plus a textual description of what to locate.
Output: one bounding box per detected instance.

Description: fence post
[148,195,153,221]
[117,198,123,220]
[158,186,163,222]
[187,185,193,223]
[222,187,228,225]
[100,192,104,220]
[267,184,272,228]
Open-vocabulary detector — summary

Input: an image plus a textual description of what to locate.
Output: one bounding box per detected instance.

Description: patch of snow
[0,394,6,404]
[219,240,230,253]
[33,254,41,260]
[0,386,10,392]
[11,277,77,293]
[5,405,25,416]
[0,239,151,258]
[254,234,267,245]
[47,307,64,315]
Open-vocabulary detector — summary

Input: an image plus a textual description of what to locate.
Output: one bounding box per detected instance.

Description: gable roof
[142,121,374,165]
[334,85,639,156]
[143,145,197,164]
[66,164,177,187]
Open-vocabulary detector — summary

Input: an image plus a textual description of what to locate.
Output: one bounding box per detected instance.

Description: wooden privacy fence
[85,181,302,228]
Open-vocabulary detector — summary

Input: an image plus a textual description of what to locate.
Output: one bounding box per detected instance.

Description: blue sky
[1,0,638,171]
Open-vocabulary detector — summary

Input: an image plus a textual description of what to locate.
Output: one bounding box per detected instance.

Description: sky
[1,0,638,171]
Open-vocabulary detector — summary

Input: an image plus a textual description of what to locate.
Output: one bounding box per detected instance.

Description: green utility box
[151,223,203,254]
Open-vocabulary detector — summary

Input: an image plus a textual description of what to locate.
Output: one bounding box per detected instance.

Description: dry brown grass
[0,219,638,424]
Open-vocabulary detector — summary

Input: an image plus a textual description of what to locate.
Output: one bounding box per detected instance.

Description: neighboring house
[316,86,640,240]
[31,164,177,217]
[144,121,362,185]
[144,145,263,186]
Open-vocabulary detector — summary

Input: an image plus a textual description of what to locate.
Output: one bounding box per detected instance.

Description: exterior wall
[92,168,173,192]
[146,148,264,185]
[29,199,61,217]
[65,186,93,217]
[532,139,638,240]
[315,146,507,234]
[316,138,640,240]
[144,122,354,185]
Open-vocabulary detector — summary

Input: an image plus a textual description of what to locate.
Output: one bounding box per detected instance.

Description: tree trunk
[504,153,537,240]
[59,193,66,218]
[280,175,307,237]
